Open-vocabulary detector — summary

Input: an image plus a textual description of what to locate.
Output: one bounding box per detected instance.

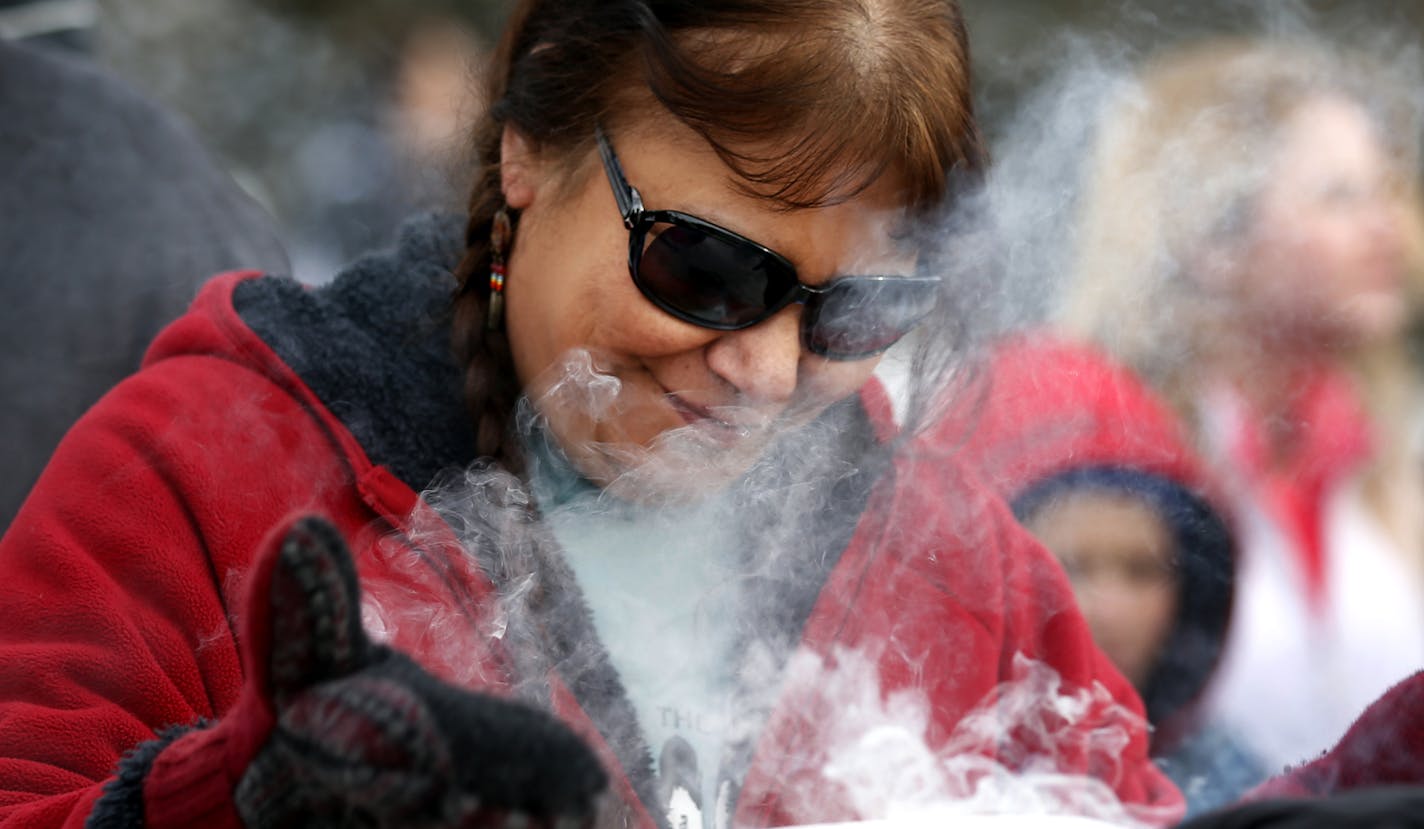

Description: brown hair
[450,0,986,470]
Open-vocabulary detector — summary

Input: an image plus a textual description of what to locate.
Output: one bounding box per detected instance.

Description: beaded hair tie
[486,206,513,331]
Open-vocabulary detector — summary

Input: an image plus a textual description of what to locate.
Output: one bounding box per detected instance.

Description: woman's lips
[666,394,752,444]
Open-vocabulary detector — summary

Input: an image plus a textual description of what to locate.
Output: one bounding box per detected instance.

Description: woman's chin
[566,425,770,507]
[1341,291,1409,344]
[1299,292,1411,350]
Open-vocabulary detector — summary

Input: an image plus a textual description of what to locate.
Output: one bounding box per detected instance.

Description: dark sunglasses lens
[638,223,796,327]
[804,278,939,359]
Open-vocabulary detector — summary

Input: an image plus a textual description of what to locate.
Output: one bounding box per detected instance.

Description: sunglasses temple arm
[595,125,644,228]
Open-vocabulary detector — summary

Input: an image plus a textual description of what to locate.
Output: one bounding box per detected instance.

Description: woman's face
[1022,490,1179,690]
[500,110,915,498]
[1235,95,1410,347]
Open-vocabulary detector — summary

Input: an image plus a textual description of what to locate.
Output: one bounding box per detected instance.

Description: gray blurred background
[10,0,1421,282]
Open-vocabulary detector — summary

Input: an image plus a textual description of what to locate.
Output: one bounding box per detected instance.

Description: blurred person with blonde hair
[1061,38,1424,774]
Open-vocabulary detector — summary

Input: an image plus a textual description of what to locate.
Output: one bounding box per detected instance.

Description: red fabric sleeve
[0,351,368,827]
[739,455,1184,827]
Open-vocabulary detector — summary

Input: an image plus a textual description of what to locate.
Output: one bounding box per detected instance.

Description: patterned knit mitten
[229,516,607,828]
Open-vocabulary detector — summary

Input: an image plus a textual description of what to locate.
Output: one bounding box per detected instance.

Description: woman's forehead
[608,70,932,197]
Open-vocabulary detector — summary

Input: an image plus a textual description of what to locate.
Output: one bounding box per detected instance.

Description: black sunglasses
[595,126,940,361]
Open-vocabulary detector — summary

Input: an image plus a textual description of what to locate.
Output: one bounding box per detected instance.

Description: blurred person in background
[934,334,1263,815]
[1061,38,1424,775]
[96,0,492,282]
[0,18,289,533]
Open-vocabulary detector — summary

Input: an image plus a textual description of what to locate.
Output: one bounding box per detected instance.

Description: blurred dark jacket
[0,38,289,531]
[1178,787,1424,828]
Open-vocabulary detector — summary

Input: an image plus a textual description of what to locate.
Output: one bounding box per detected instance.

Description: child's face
[1022,490,1179,690]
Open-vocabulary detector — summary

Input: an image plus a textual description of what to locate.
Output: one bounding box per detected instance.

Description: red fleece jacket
[0,272,1182,827]
[1247,669,1424,799]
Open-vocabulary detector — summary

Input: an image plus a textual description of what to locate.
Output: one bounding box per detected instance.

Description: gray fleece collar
[232,212,477,492]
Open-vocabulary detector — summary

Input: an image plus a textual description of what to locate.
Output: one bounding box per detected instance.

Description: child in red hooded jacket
[933,333,1267,815]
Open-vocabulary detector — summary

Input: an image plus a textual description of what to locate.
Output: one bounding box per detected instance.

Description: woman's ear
[501,124,540,210]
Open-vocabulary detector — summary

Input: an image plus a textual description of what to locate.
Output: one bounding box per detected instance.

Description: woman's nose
[704,306,803,405]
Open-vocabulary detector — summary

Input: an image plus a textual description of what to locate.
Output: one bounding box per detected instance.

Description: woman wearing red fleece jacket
[0,1,1180,826]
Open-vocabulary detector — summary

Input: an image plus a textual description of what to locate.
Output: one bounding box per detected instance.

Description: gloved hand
[138,516,607,829]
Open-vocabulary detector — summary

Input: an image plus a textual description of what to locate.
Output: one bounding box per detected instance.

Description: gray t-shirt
[531,435,747,829]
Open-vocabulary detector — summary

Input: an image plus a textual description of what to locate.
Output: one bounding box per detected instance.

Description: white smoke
[761,649,1173,829]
